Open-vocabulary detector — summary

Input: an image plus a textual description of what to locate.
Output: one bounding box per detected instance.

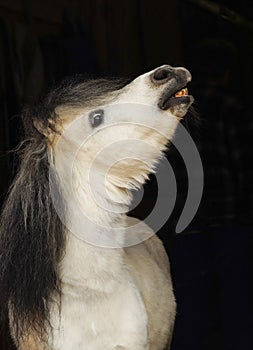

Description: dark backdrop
[0,1,253,349]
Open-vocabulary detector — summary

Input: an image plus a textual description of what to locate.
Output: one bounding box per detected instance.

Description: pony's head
[0,65,193,340]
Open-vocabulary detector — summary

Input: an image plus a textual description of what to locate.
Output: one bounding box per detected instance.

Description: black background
[0,1,253,349]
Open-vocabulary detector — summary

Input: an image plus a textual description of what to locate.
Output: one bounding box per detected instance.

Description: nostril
[152,66,172,83]
[153,68,168,80]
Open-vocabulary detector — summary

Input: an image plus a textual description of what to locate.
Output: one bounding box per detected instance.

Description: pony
[0,65,193,349]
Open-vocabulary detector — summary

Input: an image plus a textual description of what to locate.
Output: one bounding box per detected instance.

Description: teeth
[175,87,188,97]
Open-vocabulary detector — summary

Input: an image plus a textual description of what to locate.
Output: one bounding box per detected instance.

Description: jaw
[157,80,194,119]
[167,96,194,118]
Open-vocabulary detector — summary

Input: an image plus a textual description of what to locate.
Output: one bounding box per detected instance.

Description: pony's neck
[61,230,125,291]
[53,161,128,284]
[54,157,131,247]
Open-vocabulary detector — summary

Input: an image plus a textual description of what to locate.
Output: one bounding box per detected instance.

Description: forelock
[22,76,130,137]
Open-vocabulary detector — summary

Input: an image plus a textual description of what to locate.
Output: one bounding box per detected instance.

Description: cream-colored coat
[50,221,176,350]
[18,223,176,350]
[16,65,193,349]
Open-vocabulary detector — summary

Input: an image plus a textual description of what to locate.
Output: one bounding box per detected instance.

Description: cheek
[67,116,178,173]
[77,126,136,157]
[77,124,168,160]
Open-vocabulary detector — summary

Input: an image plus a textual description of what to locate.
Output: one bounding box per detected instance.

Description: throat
[54,156,136,247]
[62,179,131,247]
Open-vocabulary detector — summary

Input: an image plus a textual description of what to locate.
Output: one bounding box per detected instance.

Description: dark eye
[89,109,104,128]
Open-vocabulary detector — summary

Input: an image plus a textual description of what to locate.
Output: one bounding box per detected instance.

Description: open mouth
[158,85,194,111]
[174,87,188,97]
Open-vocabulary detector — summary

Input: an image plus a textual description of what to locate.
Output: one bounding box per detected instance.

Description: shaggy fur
[0,77,129,341]
[0,66,193,349]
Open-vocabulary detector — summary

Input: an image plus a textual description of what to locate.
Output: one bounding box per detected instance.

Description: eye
[89,109,104,128]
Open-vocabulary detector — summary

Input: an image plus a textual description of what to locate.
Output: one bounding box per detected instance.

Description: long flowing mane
[0,125,65,339]
[0,76,129,340]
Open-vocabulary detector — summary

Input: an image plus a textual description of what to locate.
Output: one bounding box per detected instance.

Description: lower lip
[160,95,193,110]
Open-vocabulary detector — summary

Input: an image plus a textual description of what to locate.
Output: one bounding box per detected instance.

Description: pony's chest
[49,279,148,350]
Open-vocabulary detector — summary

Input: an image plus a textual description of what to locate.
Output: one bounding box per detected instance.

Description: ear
[33,119,58,138]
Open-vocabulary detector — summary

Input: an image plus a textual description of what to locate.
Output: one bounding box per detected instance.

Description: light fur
[1,65,193,349]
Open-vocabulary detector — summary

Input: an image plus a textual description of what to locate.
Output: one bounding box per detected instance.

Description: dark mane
[0,76,129,340]
[0,135,65,340]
